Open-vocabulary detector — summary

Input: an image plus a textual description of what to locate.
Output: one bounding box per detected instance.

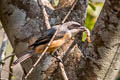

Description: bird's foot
[51,51,62,63]
[55,57,63,63]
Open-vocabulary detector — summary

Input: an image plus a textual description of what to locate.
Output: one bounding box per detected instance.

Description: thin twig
[57,57,68,80]
[0,68,21,80]
[8,55,15,80]
[25,20,62,79]
[25,0,78,79]
[37,0,51,29]
[2,54,15,61]
[59,62,68,80]
[58,1,78,80]
[0,33,8,78]
[0,33,7,62]
[62,0,78,23]
[0,33,19,80]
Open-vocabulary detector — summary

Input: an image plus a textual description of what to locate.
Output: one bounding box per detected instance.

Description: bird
[12,21,91,67]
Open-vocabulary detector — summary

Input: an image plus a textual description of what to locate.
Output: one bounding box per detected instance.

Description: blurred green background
[83,0,104,41]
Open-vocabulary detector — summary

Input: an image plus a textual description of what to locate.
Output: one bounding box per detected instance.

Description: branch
[0,33,8,74]
[9,55,15,80]
[0,68,20,80]
[2,54,15,61]
[62,0,78,23]
[58,57,68,80]
[25,0,78,79]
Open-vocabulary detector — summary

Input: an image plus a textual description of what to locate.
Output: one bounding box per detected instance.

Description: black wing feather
[30,27,66,49]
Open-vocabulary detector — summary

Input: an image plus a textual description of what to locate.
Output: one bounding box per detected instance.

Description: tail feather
[11,53,34,68]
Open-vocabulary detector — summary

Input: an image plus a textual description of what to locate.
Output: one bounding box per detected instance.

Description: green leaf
[88,2,96,11]
[52,0,59,7]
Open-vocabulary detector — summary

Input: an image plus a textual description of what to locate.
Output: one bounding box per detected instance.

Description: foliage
[82,1,104,41]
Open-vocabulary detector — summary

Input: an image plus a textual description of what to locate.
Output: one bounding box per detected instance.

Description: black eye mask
[67,24,81,30]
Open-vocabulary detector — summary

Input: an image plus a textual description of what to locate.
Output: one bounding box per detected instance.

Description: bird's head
[64,21,91,43]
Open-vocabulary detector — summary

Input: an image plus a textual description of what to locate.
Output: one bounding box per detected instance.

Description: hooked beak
[79,26,91,43]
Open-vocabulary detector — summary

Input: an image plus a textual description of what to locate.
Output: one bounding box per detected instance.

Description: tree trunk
[0,0,88,80]
[78,0,120,80]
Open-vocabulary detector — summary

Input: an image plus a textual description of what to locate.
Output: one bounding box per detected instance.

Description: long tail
[11,52,34,68]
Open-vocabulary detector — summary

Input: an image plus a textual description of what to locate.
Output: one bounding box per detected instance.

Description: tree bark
[0,0,88,80]
[78,0,120,80]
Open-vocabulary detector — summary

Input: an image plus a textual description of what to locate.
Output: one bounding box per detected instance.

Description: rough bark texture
[0,0,88,80]
[78,0,120,80]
